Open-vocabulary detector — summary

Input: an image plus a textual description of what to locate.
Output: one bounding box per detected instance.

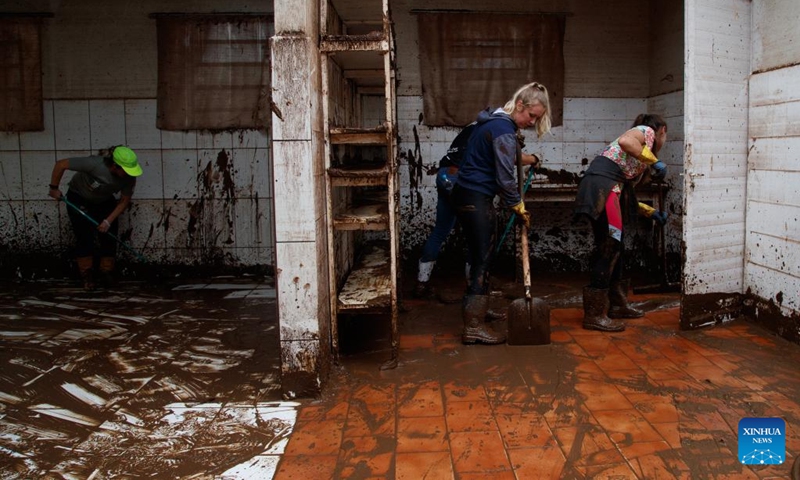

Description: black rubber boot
[608,279,644,319]
[582,287,625,332]
[462,295,506,344]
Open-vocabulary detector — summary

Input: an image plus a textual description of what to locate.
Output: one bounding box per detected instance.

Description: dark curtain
[0,17,43,131]
[156,16,272,131]
[418,13,564,127]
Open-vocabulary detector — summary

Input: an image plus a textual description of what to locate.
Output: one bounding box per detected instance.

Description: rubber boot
[414,260,435,298]
[462,295,506,344]
[97,257,116,289]
[582,287,625,332]
[608,279,644,319]
[76,256,94,290]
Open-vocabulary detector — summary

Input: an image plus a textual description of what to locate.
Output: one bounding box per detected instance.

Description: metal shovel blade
[507,296,550,345]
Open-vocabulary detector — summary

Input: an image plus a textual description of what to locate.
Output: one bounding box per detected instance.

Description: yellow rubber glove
[510,201,531,229]
[639,145,659,165]
[638,202,656,217]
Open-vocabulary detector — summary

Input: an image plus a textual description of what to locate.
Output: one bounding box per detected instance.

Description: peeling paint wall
[392,0,686,274]
[0,0,275,271]
[745,1,800,334]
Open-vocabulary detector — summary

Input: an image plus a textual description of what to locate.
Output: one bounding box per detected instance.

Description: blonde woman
[451,82,552,345]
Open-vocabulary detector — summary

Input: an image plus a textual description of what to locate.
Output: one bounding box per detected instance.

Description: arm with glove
[638,202,668,225]
[495,133,531,229]
[618,128,668,180]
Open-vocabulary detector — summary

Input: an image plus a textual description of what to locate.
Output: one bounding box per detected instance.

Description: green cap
[113,146,142,177]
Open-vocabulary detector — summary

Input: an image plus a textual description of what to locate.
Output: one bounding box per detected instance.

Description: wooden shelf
[334,204,388,230]
[328,163,389,186]
[337,243,392,312]
[320,33,388,53]
[330,126,388,145]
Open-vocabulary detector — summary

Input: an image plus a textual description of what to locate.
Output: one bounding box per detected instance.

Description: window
[417,12,565,127]
[0,15,45,132]
[154,14,273,131]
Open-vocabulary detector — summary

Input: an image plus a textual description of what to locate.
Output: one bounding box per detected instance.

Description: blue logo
[738,417,785,465]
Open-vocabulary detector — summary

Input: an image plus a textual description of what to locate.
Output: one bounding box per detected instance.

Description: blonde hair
[502,82,552,138]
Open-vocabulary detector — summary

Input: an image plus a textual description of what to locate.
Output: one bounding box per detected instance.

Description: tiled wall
[0,99,274,268]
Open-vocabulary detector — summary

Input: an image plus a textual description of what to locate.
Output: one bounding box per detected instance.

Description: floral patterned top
[600,125,655,180]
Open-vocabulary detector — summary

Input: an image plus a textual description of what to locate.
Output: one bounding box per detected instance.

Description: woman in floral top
[574,114,668,332]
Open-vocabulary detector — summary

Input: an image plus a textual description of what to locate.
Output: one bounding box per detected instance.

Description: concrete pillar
[271,0,331,397]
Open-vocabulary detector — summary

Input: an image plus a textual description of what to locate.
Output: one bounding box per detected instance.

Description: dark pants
[66,190,118,258]
[589,210,623,289]
[452,185,496,295]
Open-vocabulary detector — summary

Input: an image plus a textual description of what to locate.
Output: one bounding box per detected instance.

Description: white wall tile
[132,149,164,200]
[125,99,161,149]
[23,200,61,249]
[20,101,55,151]
[162,199,194,250]
[231,148,272,198]
[90,100,126,150]
[54,100,91,150]
[118,198,166,257]
[0,201,25,248]
[234,129,270,149]
[198,131,233,150]
[20,151,57,201]
[0,152,23,200]
[162,150,199,199]
[162,130,197,150]
[0,132,19,151]
[234,197,272,249]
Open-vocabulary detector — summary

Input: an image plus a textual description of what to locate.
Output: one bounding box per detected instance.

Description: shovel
[507,150,550,346]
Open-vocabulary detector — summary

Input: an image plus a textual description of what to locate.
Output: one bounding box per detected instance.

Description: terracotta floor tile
[495,411,556,448]
[457,471,516,480]
[351,384,395,406]
[550,307,583,324]
[448,430,512,474]
[284,419,345,456]
[273,454,338,479]
[442,381,486,403]
[338,435,394,477]
[553,424,625,467]
[595,357,642,379]
[550,329,573,343]
[617,439,671,461]
[344,401,395,437]
[398,381,444,418]
[626,393,679,424]
[445,400,496,432]
[684,364,746,389]
[396,416,448,453]
[399,333,435,350]
[542,396,593,429]
[575,462,641,479]
[395,451,454,480]
[574,380,633,411]
[507,445,565,479]
[627,452,683,480]
[592,409,664,445]
[571,334,614,355]
[485,385,533,406]
[652,422,681,449]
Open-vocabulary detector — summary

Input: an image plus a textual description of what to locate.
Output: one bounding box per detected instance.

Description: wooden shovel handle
[516,138,532,300]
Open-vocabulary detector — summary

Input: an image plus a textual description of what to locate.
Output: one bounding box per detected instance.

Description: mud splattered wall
[0,0,275,271]
[745,1,800,331]
[390,0,685,272]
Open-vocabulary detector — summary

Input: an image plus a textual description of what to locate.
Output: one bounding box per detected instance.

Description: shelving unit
[321,0,399,369]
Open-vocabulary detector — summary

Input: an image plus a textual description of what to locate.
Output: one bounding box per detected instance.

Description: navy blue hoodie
[455,108,521,208]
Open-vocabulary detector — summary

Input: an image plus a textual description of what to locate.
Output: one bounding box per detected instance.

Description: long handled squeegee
[60,196,147,262]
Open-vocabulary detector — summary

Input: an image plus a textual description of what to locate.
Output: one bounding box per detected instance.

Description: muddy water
[0,279,289,478]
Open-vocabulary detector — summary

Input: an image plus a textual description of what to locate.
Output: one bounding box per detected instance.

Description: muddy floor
[0,276,289,479]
